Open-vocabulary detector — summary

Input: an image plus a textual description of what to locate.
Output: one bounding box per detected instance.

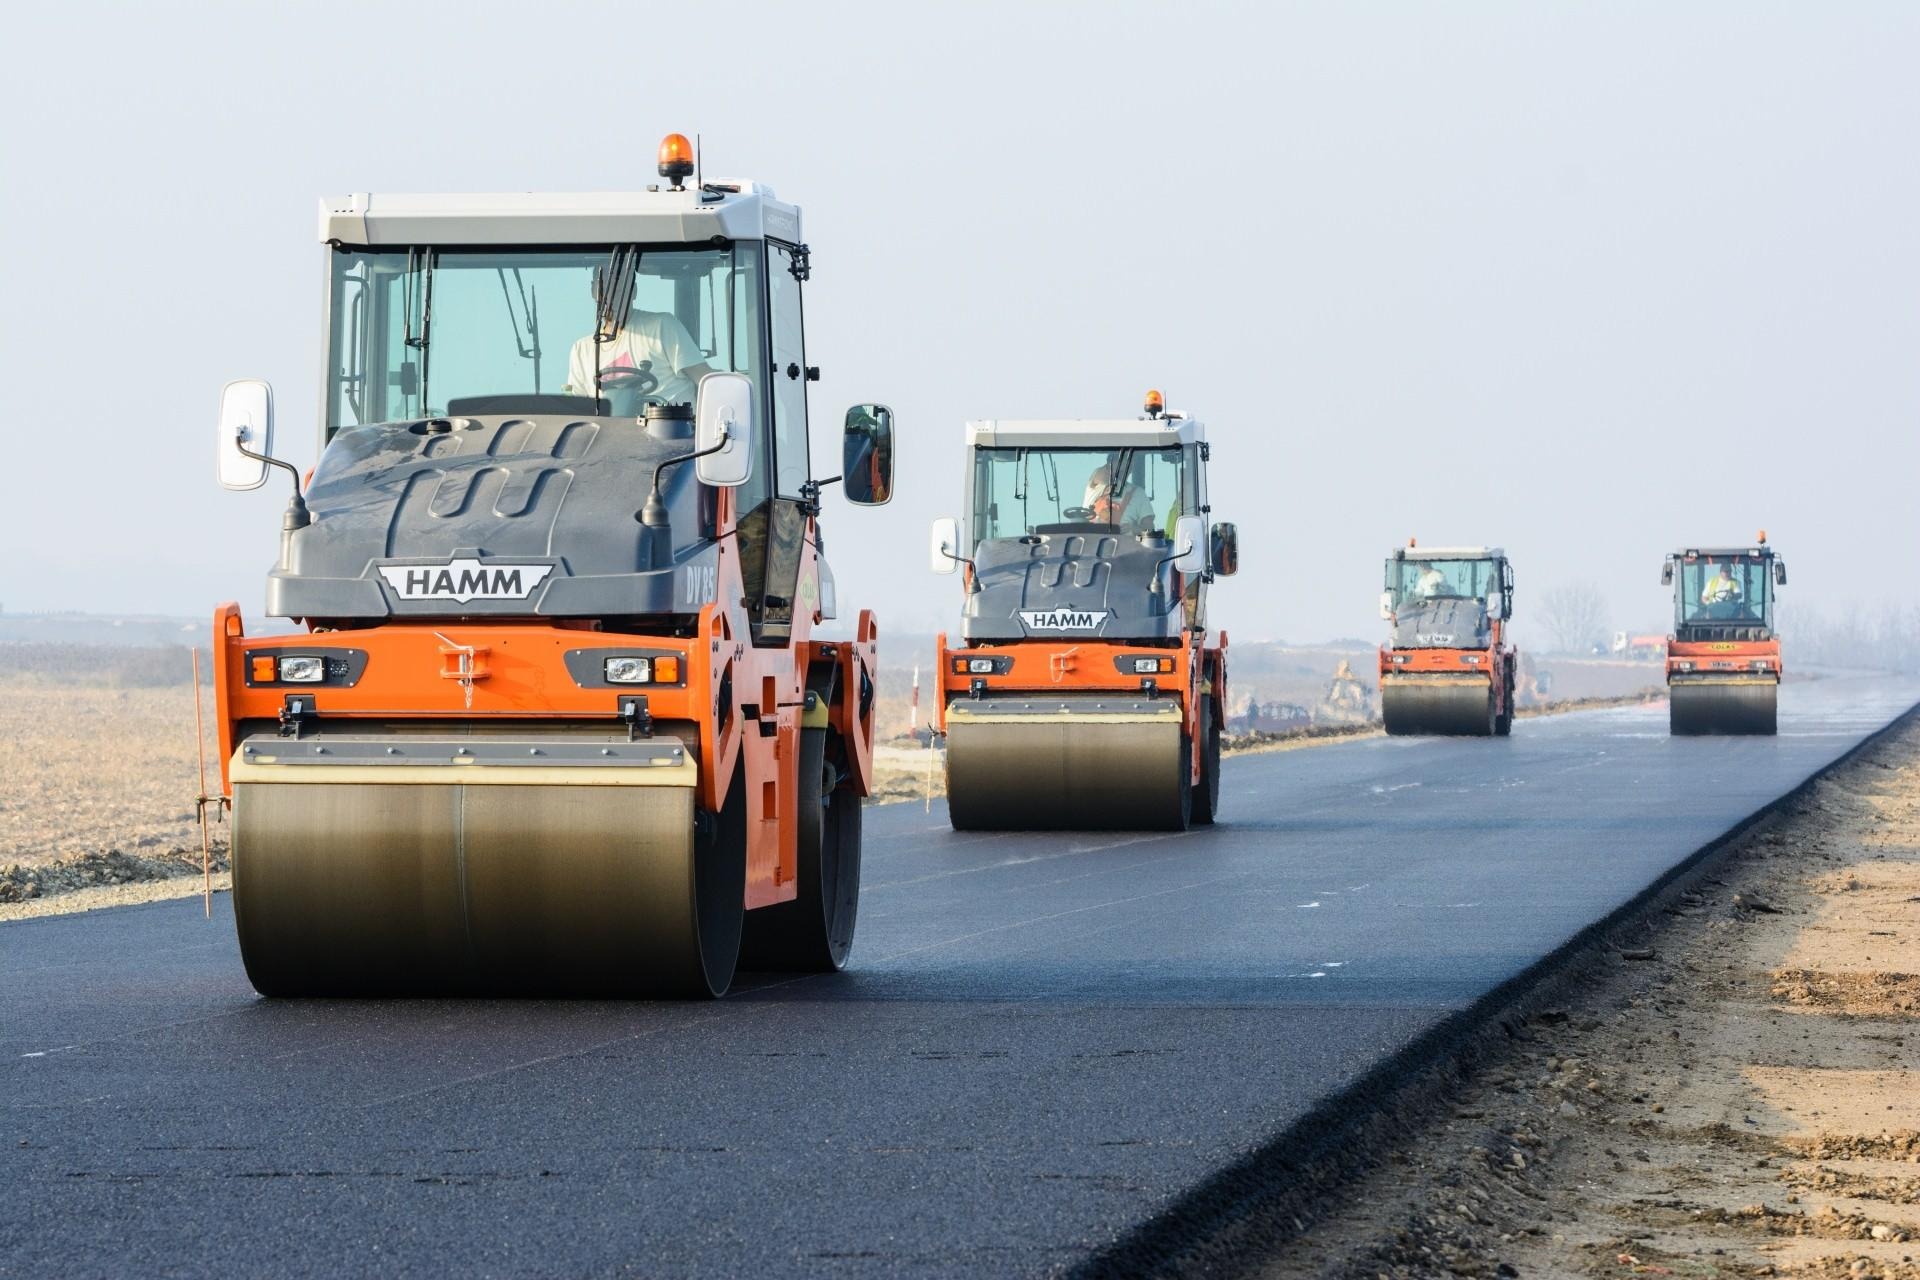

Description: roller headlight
[277,656,325,683]
[604,656,652,684]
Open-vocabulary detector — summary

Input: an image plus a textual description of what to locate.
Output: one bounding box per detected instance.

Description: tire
[738,727,861,972]
[1191,697,1222,824]
[1170,734,1194,831]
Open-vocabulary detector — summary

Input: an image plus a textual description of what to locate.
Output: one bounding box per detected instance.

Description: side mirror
[1660,561,1674,586]
[1209,521,1239,577]
[1379,590,1395,621]
[693,372,754,488]
[217,379,275,491]
[1487,593,1505,621]
[842,404,895,506]
[1774,560,1787,586]
[1172,514,1206,576]
[930,516,960,575]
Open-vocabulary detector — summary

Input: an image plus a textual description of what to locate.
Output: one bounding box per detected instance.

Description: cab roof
[318,183,801,247]
[1390,545,1506,562]
[1671,545,1776,558]
[963,417,1206,449]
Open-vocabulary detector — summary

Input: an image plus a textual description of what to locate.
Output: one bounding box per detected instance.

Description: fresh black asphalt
[4,676,1915,1278]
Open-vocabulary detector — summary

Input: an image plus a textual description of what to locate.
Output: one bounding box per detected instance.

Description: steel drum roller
[1669,679,1778,736]
[1381,676,1496,737]
[229,733,743,997]
[944,698,1188,831]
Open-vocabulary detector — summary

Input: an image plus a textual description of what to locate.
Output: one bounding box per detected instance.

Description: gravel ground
[1260,715,1920,1280]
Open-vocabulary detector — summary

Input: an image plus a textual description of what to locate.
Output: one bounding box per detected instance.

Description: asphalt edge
[1066,698,1920,1280]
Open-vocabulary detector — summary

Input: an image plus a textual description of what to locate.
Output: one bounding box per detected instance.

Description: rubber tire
[738,728,861,972]
[1191,698,1222,825]
[1171,734,1194,831]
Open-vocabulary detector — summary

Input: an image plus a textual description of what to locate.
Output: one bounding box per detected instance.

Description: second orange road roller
[1378,542,1518,736]
[1663,534,1787,735]
[207,136,893,997]
[928,392,1239,830]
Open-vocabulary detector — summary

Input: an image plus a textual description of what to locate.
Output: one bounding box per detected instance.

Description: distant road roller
[1663,534,1786,735]
[1378,543,1518,736]
[208,136,893,997]
[929,391,1238,830]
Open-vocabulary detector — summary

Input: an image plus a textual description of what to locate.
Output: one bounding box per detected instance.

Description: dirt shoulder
[1261,715,1920,1280]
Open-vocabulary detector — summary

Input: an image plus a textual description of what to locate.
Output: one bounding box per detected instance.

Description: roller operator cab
[1378,544,1518,736]
[209,137,896,998]
[928,392,1238,831]
[1662,534,1786,735]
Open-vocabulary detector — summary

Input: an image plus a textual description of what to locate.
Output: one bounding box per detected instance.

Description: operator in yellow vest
[1701,564,1743,608]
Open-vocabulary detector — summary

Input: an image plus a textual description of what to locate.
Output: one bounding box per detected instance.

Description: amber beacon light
[1143,388,1165,418]
[658,133,695,189]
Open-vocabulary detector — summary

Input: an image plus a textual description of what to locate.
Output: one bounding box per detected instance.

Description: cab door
[749,241,811,644]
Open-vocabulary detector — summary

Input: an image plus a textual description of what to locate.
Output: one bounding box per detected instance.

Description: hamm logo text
[378,559,555,603]
[1019,609,1108,632]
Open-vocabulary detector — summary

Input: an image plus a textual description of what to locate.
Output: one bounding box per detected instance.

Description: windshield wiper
[1109,448,1135,510]
[591,246,640,411]
[497,268,543,393]
[401,247,435,415]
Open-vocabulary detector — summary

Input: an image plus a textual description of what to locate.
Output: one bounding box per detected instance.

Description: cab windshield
[971,445,1191,544]
[325,243,766,434]
[1676,557,1773,626]
[1388,558,1498,604]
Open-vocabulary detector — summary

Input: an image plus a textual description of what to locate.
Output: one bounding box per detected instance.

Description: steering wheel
[596,364,660,396]
[1063,505,1094,520]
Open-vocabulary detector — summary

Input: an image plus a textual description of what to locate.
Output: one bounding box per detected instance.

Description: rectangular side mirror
[1487,593,1505,621]
[1660,562,1674,586]
[1774,560,1787,586]
[842,404,894,506]
[218,379,275,491]
[1208,521,1239,577]
[1379,590,1395,621]
[1172,514,1206,576]
[930,516,960,575]
[694,372,754,488]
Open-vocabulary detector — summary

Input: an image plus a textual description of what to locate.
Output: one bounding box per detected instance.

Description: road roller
[1378,542,1518,736]
[207,136,893,997]
[928,391,1237,831]
[1662,534,1787,735]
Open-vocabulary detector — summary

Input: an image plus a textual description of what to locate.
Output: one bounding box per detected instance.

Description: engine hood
[264,414,718,620]
[1392,597,1492,649]
[960,530,1183,642]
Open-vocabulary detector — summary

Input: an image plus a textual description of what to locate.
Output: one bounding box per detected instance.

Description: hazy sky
[3,1,1915,646]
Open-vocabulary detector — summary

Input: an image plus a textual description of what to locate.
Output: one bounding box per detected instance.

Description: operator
[1413,564,1448,598]
[1701,563,1743,608]
[565,269,716,408]
[1084,463,1136,526]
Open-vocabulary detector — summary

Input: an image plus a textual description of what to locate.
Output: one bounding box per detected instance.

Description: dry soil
[1261,715,1920,1280]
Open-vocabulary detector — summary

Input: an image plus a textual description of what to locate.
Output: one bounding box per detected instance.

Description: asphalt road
[5,676,1916,1278]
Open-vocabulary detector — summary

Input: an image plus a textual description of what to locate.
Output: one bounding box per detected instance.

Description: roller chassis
[934,630,1228,830]
[1665,638,1781,736]
[216,476,881,997]
[1378,641,1517,737]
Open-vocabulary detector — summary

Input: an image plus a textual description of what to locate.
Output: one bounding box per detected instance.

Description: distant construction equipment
[1663,534,1786,735]
[1378,542,1518,736]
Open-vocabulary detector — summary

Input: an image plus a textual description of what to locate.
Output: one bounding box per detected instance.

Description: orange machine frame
[1665,636,1782,683]
[214,489,878,913]
[933,629,1228,784]
[1378,616,1516,713]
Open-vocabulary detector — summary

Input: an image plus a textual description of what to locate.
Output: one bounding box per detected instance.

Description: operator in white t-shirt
[565,277,716,408]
